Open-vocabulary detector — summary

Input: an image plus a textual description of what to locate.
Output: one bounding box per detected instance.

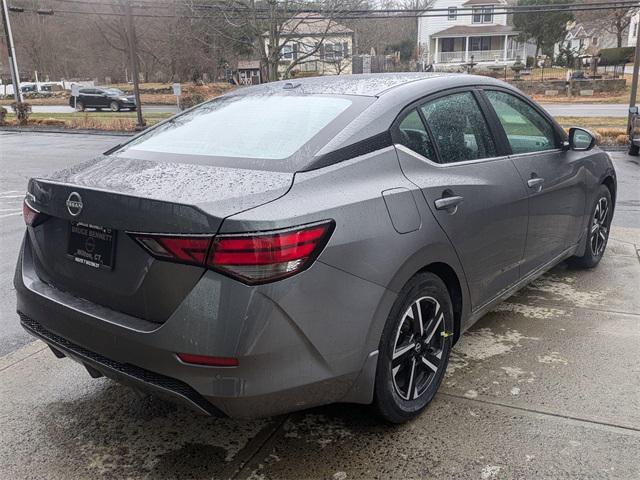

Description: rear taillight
[131,234,212,266]
[23,199,48,227]
[207,221,334,284]
[129,220,334,284]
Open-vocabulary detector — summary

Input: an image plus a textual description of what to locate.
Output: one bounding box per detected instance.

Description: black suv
[69,87,136,112]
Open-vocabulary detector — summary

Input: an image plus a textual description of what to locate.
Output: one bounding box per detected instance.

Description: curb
[0,126,134,137]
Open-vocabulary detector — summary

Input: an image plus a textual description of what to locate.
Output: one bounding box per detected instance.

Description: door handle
[527,177,545,189]
[435,195,464,211]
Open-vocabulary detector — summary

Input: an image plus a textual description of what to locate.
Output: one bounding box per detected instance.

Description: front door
[394,91,529,310]
[482,89,586,274]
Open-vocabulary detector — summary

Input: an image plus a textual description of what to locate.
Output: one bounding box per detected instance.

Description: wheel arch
[420,262,463,345]
[602,175,616,205]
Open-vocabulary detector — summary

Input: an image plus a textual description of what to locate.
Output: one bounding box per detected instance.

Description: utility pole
[628,23,640,135]
[1,0,23,103]
[124,0,145,129]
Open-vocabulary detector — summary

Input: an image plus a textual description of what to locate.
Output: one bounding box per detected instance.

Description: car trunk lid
[25,155,293,322]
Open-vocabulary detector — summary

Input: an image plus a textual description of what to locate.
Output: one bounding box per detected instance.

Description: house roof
[432,24,518,38]
[263,13,353,37]
[462,0,507,5]
[237,60,261,70]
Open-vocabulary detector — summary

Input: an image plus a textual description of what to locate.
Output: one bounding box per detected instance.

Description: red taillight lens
[131,234,212,266]
[23,200,47,227]
[177,352,238,367]
[208,221,334,284]
[129,220,334,284]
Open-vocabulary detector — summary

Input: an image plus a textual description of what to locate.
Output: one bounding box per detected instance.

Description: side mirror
[568,127,596,151]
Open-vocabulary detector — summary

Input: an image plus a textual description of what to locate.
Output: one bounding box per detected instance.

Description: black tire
[75,101,84,112]
[96,107,102,112]
[110,101,120,112]
[629,144,639,156]
[570,184,612,269]
[374,272,454,424]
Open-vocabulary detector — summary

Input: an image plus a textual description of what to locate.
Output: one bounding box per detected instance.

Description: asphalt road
[1,131,639,358]
[540,103,629,118]
[28,103,630,117]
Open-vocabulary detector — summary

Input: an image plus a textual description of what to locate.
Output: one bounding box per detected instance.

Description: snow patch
[492,302,566,319]
[481,465,502,479]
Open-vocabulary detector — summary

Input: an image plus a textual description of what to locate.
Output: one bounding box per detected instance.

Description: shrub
[179,92,206,110]
[599,47,636,66]
[0,106,7,125]
[10,102,32,125]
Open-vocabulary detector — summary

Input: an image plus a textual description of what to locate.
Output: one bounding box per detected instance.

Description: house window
[448,7,457,20]
[470,37,491,51]
[473,6,494,24]
[441,38,455,52]
[592,37,598,46]
[323,42,348,60]
[282,44,293,60]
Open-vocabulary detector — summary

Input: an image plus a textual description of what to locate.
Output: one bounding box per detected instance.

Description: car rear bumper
[15,233,391,417]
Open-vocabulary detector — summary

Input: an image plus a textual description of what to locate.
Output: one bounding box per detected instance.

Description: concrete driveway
[1,229,638,479]
[0,133,639,479]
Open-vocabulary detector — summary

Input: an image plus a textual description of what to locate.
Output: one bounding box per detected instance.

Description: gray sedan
[16,73,616,423]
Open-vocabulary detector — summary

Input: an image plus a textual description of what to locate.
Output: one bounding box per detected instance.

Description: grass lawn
[554,116,628,129]
[4,111,172,130]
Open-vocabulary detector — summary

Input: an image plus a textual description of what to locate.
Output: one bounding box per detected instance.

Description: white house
[263,13,355,78]
[417,0,526,67]
[628,11,639,47]
[554,21,618,59]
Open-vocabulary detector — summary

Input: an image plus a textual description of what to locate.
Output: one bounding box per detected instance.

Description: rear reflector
[177,352,239,367]
[207,221,334,284]
[129,220,334,284]
[23,199,48,227]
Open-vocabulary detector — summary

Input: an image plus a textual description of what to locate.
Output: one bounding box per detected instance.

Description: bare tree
[185,0,365,81]
[579,1,639,48]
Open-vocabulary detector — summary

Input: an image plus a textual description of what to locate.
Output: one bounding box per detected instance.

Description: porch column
[503,35,509,61]
[434,37,439,64]
[465,36,470,62]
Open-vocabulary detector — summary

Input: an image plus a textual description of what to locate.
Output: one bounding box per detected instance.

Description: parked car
[68,87,136,111]
[17,73,616,423]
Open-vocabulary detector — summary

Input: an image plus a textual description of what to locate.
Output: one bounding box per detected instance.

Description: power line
[11,1,640,20]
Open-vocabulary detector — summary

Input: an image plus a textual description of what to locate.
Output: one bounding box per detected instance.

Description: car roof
[231,72,505,98]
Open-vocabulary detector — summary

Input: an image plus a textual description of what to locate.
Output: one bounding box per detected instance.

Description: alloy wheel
[590,197,609,257]
[391,296,445,401]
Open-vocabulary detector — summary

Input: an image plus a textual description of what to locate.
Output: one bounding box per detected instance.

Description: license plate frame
[66,221,116,270]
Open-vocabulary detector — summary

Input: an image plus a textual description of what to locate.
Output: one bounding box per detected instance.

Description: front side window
[485,90,558,154]
[420,92,497,163]
[397,109,436,160]
[121,95,353,161]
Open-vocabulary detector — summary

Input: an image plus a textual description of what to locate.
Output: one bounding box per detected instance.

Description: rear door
[481,88,585,275]
[394,89,528,311]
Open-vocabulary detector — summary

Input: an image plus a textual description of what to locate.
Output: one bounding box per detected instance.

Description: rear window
[120,95,354,162]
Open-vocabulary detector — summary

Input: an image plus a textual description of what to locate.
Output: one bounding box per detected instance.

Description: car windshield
[117,94,366,169]
[104,88,124,95]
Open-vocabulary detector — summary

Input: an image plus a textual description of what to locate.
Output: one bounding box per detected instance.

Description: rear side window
[397,110,436,160]
[420,92,497,163]
[485,90,558,154]
[122,95,353,160]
